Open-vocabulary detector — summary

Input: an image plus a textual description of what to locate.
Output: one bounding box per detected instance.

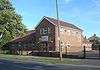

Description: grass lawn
[0,54,81,64]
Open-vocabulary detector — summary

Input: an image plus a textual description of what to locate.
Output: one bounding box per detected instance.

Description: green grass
[0,54,81,64]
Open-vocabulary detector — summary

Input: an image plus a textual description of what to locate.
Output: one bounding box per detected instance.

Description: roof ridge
[44,16,82,31]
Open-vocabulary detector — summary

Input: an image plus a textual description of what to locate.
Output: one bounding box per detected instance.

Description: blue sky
[11,0,100,37]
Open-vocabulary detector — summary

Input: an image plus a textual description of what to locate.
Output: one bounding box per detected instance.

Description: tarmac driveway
[0,59,100,70]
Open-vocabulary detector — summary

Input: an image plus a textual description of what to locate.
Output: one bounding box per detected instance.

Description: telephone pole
[56,0,63,61]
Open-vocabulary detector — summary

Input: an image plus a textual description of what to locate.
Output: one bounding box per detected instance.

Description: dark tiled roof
[27,30,35,34]
[45,16,82,31]
[3,30,36,51]
[10,30,36,43]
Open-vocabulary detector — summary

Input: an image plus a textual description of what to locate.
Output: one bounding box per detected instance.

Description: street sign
[41,36,48,41]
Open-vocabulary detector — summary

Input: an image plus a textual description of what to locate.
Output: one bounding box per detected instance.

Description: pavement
[0,59,100,70]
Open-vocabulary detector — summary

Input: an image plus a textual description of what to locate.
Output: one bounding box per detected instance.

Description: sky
[11,0,100,37]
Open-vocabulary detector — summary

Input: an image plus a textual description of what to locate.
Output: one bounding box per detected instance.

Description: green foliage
[0,0,27,47]
[88,34,100,44]
[88,34,100,50]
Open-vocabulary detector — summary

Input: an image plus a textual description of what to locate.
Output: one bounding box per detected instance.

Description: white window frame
[40,27,49,35]
[43,27,48,34]
[60,26,64,32]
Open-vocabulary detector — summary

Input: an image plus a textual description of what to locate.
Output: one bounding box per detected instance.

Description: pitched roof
[26,30,35,35]
[9,30,36,43]
[44,16,82,31]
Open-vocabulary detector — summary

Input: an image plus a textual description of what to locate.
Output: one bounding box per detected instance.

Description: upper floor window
[76,32,80,36]
[71,31,76,36]
[60,26,64,32]
[40,27,49,35]
[43,28,48,34]
[77,32,81,38]
[64,29,66,32]
[67,30,70,35]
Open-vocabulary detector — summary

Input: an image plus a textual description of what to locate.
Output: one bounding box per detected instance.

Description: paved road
[0,59,100,70]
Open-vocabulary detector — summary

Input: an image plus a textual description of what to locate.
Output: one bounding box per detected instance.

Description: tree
[0,0,27,47]
[88,34,100,50]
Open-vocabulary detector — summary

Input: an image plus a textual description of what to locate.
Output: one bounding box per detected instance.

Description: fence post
[83,46,86,58]
[99,45,100,57]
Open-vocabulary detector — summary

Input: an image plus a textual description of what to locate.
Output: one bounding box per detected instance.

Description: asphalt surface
[0,59,100,70]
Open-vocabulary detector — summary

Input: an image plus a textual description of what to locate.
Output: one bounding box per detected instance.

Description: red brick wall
[55,26,83,53]
[35,18,56,51]
[35,18,83,53]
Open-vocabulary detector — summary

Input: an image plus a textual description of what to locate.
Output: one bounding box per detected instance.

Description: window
[40,27,49,35]
[77,32,81,37]
[61,41,64,47]
[60,26,64,32]
[72,31,76,36]
[41,36,48,41]
[43,28,48,34]
[64,29,66,32]
[76,32,81,40]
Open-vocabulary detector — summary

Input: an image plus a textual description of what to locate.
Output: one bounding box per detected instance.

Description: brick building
[3,30,36,54]
[35,16,83,53]
[4,16,84,55]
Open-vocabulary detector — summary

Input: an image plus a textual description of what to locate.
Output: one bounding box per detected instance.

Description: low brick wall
[29,51,82,58]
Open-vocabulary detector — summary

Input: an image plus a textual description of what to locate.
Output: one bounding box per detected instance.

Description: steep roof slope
[45,16,82,31]
[9,30,36,43]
